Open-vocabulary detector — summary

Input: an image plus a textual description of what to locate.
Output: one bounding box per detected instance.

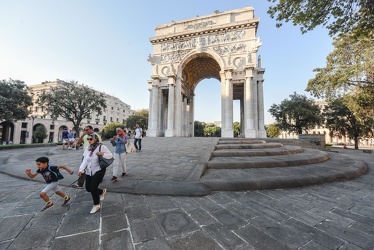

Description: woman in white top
[78,133,113,214]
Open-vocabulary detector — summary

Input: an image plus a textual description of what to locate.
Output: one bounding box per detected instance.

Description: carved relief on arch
[233,57,244,68]
[161,66,169,76]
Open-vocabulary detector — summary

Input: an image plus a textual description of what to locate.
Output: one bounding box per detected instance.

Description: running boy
[25,156,74,211]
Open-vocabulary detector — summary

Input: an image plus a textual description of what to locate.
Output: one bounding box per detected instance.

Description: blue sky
[0,1,333,124]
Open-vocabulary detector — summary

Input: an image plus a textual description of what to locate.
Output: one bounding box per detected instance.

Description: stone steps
[208,148,330,169]
[212,145,304,157]
[200,138,368,191]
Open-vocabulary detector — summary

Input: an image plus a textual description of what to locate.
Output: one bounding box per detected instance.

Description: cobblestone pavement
[0,138,373,249]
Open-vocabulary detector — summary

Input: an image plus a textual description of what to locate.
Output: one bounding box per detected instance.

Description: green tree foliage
[204,123,221,137]
[102,122,126,139]
[267,0,374,37]
[268,92,322,134]
[0,79,33,121]
[33,125,47,143]
[306,34,374,122]
[233,122,241,137]
[37,81,106,136]
[323,98,373,149]
[266,123,281,138]
[125,109,148,132]
[194,121,206,137]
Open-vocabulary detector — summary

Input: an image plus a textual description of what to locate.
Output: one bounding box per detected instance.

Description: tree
[204,123,221,137]
[306,34,374,122]
[37,80,106,136]
[125,109,148,132]
[266,123,281,138]
[267,0,374,37]
[268,92,322,134]
[323,98,373,149]
[33,125,47,143]
[233,122,241,137]
[102,122,126,139]
[194,121,206,137]
[0,79,33,122]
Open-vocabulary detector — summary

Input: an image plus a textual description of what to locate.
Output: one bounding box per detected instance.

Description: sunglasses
[87,137,94,141]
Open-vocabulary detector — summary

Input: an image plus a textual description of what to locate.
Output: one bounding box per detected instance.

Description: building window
[22,122,28,128]
[110,117,113,122]
[50,125,55,130]
[35,107,38,112]
[116,118,119,122]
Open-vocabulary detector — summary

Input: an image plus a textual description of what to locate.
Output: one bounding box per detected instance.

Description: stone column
[175,77,182,137]
[147,80,153,135]
[182,96,187,137]
[244,68,255,138]
[253,76,258,137]
[222,70,233,138]
[147,79,159,137]
[220,71,226,132]
[257,79,266,137]
[165,76,175,137]
[240,95,244,138]
[189,96,194,137]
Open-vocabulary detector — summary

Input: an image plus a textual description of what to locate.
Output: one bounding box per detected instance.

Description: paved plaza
[0,138,374,249]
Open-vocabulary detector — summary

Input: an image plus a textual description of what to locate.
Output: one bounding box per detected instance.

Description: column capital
[167,75,176,85]
[244,68,254,78]
[224,69,233,80]
[152,78,160,86]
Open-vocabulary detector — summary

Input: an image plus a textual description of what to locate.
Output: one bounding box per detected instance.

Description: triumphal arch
[147,6,266,138]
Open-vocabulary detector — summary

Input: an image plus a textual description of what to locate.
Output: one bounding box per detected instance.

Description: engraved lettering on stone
[185,20,216,30]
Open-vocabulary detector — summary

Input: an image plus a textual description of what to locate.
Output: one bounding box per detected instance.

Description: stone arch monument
[147,6,266,138]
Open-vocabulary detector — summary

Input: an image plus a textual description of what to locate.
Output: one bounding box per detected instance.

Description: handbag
[98,144,114,169]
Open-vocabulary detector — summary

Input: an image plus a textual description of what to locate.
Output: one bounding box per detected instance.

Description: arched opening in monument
[182,53,221,137]
[194,78,221,136]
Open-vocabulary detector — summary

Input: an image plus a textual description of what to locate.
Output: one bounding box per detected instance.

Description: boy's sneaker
[121,173,127,177]
[62,197,71,206]
[90,204,101,214]
[41,202,54,211]
[100,188,107,201]
[110,176,118,181]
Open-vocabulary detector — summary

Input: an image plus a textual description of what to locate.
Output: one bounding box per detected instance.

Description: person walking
[61,127,69,150]
[68,129,75,149]
[134,123,143,152]
[25,156,74,211]
[110,128,128,181]
[78,133,112,214]
[72,125,102,189]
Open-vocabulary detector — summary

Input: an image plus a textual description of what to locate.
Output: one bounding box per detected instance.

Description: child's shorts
[42,182,60,193]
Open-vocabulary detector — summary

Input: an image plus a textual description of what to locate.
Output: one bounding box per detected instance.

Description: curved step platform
[200,139,368,191]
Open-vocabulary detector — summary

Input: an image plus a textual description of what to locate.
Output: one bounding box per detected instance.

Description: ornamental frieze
[161,29,246,52]
[212,43,247,56]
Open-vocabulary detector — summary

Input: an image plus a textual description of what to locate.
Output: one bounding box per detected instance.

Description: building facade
[0,80,135,144]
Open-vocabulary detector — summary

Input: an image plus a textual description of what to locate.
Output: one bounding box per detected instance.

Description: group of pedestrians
[26,123,144,214]
[61,127,78,150]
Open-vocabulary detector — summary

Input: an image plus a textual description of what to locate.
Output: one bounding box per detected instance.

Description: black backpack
[48,165,64,180]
